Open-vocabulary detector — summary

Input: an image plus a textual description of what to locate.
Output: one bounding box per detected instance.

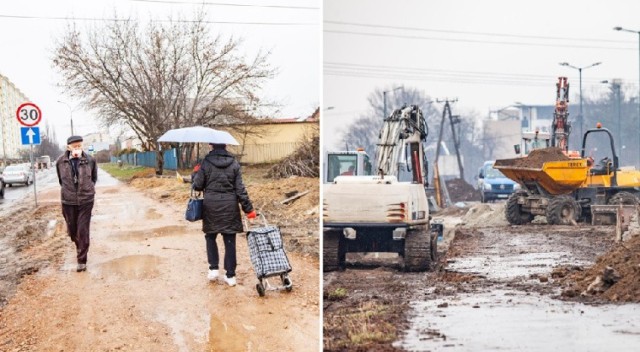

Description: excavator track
[403,227,431,272]
[323,230,344,272]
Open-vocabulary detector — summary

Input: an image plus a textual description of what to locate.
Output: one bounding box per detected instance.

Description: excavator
[495,77,640,225]
[323,105,440,271]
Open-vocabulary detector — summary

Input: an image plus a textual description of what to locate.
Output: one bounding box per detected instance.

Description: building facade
[0,73,29,164]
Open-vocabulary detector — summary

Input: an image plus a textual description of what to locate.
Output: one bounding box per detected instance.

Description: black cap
[67,135,83,145]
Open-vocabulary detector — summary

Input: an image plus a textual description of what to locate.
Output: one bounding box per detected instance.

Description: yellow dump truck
[495,126,640,225]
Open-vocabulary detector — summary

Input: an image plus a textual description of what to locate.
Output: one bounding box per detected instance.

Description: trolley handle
[243,211,269,230]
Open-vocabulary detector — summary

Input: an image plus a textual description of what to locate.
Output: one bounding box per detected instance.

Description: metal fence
[110,148,178,170]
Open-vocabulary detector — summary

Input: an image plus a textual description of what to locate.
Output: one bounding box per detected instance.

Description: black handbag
[185,187,203,222]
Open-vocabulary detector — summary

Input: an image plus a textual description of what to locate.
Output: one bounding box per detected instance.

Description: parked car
[2,164,33,187]
[0,171,4,198]
[476,160,519,203]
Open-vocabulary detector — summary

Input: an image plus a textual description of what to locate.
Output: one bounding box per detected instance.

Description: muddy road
[0,170,320,351]
[323,204,640,351]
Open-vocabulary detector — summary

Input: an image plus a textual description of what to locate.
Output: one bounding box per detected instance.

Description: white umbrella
[157,126,239,145]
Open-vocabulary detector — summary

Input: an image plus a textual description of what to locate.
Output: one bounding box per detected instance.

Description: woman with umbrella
[158,126,256,286]
[193,142,256,286]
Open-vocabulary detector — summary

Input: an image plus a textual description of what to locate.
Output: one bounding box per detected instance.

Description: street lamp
[613,26,640,167]
[601,79,623,157]
[383,86,403,119]
[56,100,74,136]
[559,61,602,140]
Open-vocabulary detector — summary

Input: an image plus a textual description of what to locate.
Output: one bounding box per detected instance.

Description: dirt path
[323,210,640,351]
[0,171,319,351]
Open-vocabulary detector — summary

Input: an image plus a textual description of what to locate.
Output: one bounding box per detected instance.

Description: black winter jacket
[192,150,253,234]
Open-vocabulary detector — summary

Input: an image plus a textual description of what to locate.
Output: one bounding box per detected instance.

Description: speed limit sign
[16,102,42,127]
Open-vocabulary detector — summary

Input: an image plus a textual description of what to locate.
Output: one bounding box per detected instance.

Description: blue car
[476,161,520,203]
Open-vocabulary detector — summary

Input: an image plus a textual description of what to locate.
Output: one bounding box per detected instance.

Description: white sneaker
[224,276,237,287]
[207,269,219,281]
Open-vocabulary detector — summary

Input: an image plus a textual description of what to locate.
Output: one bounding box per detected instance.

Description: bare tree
[340,86,483,184]
[35,123,64,160]
[53,12,275,174]
[339,86,439,162]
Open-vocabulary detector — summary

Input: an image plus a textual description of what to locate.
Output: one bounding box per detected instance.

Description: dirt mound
[445,178,480,202]
[0,204,65,307]
[560,234,640,302]
[460,203,508,228]
[495,147,569,169]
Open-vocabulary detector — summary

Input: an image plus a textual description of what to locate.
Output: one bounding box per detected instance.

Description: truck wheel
[403,228,431,272]
[547,195,581,225]
[505,191,533,225]
[323,230,345,272]
[608,191,639,205]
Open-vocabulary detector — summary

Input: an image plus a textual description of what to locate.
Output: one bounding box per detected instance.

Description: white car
[2,164,33,186]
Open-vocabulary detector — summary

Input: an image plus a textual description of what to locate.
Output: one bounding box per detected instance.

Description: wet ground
[0,169,320,351]
[323,213,640,351]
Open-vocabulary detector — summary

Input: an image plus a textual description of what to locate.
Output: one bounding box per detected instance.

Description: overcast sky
[324,0,640,150]
[0,0,319,145]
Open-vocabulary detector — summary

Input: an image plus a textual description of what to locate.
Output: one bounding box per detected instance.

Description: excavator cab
[325,149,372,183]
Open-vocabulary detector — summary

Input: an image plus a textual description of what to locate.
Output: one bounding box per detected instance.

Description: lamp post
[613,26,640,167]
[56,100,74,136]
[559,61,602,140]
[601,79,623,157]
[383,86,403,119]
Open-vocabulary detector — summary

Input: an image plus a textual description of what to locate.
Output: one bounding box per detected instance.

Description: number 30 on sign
[16,102,42,127]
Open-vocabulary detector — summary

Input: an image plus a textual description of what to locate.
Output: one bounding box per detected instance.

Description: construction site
[322,77,640,350]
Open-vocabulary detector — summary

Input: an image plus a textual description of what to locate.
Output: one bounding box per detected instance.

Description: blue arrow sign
[20,127,41,145]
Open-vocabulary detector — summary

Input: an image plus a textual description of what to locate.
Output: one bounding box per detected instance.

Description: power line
[325,20,633,44]
[132,0,319,10]
[325,69,632,88]
[0,13,316,26]
[324,62,633,85]
[324,29,636,51]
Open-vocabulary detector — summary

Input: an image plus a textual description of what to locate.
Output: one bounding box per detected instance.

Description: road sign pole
[30,144,37,206]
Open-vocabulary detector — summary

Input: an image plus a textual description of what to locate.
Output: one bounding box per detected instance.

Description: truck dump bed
[494,147,588,195]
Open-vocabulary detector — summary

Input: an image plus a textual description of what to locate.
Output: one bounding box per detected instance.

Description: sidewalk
[0,169,319,351]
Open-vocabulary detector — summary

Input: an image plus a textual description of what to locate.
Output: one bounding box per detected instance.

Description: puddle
[97,255,162,279]
[398,290,640,351]
[208,315,251,351]
[115,225,188,241]
[146,208,163,220]
[447,252,591,280]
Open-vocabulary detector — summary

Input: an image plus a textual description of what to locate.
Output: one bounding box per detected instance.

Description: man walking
[56,136,98,272]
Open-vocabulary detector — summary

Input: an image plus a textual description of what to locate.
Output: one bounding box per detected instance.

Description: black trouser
[205,233,236,278]
[61,202,94,265]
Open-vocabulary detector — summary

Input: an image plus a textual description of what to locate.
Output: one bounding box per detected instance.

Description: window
[327,154,357,182]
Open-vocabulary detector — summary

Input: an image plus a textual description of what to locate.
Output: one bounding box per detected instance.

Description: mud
[0,168,320,351]
[323,208,640,350]
[445,178,480,202]
[0,201,64,307]
[495,147,570,169]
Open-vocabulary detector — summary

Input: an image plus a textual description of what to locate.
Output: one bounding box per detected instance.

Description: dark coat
[55,151,97,205]
[192,150,253,234]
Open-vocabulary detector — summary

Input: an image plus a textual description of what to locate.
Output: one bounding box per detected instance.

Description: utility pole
[435,98,464,180]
